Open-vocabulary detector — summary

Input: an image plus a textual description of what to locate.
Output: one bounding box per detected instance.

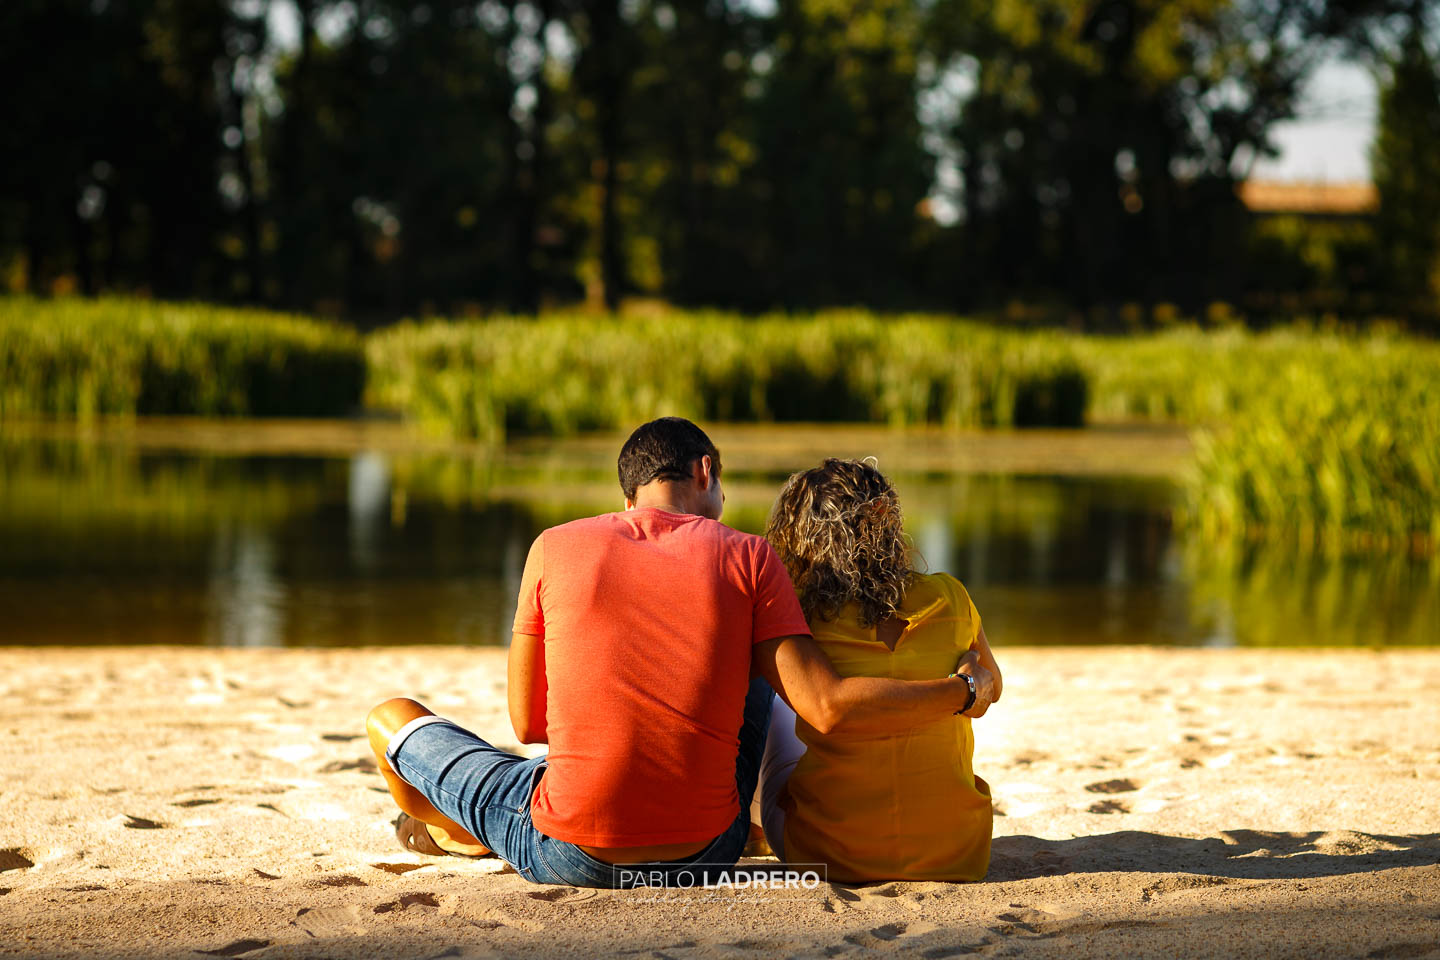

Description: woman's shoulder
[904,571,973,608]
[902,572,981,640]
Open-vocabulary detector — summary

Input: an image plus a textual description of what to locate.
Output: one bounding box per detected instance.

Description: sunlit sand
[2,646,1436,958]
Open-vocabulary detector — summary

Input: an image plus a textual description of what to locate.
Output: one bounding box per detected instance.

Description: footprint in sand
[720,938,788,952]
[311,875,368,888]
[0,849,34,873]
[998,905,1059,927]
[1088,799,1130,814]
[830,882,900,908]
[318,758,377,774]
[990,914,1041,937]
[526,886,597,904]
[293,904,368,938]
[321,733,363,742]
[371,862,430,876]
[1084,778,1139,794]
[919,938,1002,958]
[845,921,940,948]
[1139,875,1234,902]
[373,892,440,914]
[122,814,165,830]
[1010,752,1050,767]
[445,900,545,932]
[173,799,221,808]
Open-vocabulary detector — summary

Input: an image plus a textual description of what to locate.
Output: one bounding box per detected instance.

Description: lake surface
[1,422,1434,647]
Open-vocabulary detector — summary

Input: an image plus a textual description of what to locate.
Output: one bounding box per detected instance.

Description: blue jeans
[387,676,774,888]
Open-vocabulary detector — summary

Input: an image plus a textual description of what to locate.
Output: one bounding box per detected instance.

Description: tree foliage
[1372,6,1440,307]
[0,0,1429,323]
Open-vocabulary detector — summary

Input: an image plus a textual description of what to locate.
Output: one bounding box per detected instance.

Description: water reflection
[209,523,285,647]
[348,451,391,574]
[0,434,1433,647]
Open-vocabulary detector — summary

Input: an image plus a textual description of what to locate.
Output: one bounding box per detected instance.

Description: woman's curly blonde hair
[765,458,913,629]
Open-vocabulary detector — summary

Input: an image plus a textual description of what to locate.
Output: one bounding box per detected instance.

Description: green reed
[0,297,364,418]
[364,310,1088,443]
[1075,327,1440,554]
[1181,351,1440,555]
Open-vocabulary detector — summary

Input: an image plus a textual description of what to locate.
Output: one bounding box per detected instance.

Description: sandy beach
[1,646,1437,959]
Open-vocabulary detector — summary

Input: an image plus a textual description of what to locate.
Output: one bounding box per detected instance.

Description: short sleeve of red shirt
[751,541,809,644]
[512,535,545,637]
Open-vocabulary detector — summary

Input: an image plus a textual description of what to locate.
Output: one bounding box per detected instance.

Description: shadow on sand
[988,829,1440,882]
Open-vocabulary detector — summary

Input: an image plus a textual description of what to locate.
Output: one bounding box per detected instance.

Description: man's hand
[954,649,998,719]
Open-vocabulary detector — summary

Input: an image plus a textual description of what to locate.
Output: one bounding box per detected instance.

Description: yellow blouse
[781,572,992,882]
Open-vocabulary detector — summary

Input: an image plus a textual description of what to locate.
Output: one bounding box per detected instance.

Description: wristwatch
[949,672,977,714]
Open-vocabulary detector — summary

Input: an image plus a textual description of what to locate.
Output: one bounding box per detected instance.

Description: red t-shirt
[512,507,811,847]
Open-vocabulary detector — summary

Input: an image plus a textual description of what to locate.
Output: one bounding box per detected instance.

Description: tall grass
[0,298,364,418]
[1074,327,1440,554]
[1181,349,1440,554]
[365,311,1088,443]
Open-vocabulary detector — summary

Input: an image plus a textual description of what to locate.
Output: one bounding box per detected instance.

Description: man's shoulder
[540,511,627,539]
[541,511,769,559]
[704,519,767,546]
[692,520,782,565]
[545,512,617,532]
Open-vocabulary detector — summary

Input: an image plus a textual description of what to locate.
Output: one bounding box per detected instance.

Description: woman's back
[781,572,992,882]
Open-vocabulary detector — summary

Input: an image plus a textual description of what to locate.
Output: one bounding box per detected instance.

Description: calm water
[1,428,1434,647]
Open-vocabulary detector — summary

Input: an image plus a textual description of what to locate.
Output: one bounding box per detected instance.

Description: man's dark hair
[617,417,721,501]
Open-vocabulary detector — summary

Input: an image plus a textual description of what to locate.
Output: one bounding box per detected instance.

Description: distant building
[1237,180,1378,218]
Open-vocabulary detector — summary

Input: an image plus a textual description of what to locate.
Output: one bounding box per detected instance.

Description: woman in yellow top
[752,458,1002,882]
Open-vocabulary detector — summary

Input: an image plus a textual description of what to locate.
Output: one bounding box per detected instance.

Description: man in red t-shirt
[367,417,997,887]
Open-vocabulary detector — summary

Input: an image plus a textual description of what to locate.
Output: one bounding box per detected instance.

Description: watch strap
[948,672,978,714]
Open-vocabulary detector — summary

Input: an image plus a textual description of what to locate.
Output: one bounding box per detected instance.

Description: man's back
[513,507,808,847]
